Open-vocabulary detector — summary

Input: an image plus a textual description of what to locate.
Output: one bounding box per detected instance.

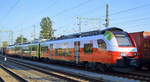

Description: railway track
[0,56,105,82]
[0,77,4,82]
[59,61,150,81]
[80,66,150,81]
[0,60,76,82]
[36,58,150,81]
[108,71,150,82]
[40,59,150,81]
[8,60,104,82]
[0,64,27,82]
[3,56,150,82]
[124,71,150,81]
[84,66,150,81]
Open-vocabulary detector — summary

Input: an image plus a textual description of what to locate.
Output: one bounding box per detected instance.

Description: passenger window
[55,48,72,56]
[97,39,107,49]
[64,48,72,56]
[55,48,62,56]
[84,43,93,54]
[41,46,48,53]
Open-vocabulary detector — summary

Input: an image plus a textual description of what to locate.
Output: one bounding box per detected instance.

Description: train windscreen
[114,32,133,47]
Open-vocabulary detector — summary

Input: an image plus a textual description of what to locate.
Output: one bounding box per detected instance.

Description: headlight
[120,52,126,56]
[133,53,138,56]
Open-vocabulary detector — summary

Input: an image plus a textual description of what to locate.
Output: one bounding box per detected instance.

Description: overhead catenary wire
[127,22,150,27]
[68,2,150,22]
[37,0,57,14]
[97,3,150,28]
[5,1,150,40]
[15,0,92,37]
[42,2,150,33]
[75,5,102,16]
[71,2,150,18]
[0,0,20,24]
[114,22,150,32]
[131,23,150,29]
[15,0,57,31]
[112,16,150,25]
[52,0,92,18]
[96,3,150,20]
[112,20,150,29]
[109,3,150,16]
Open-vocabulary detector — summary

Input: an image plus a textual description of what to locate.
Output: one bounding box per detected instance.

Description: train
[129,31,150,69]
[4,27,140,72]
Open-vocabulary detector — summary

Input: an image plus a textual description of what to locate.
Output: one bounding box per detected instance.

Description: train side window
[64,48,72,56]
[29,45,37,55]
[41,46,48,53]
[84,43,93,54]
[55,49,59,56]
[55,48,63,56]
[97,39,107,49]
[22,46,29,54]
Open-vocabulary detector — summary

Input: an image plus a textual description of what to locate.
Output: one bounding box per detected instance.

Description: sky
[0,0,150,45]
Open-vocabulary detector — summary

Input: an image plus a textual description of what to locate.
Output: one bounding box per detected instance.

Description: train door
[74,41,80,64]
[38,43,41,60]
[49,44,53,59]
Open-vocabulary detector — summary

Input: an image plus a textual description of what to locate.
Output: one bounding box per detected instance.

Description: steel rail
[0,77,4,82]
[8,58,105,82]
[0,64,27,82]
[2,55,150,81]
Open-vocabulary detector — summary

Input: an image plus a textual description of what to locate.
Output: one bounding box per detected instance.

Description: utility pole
[0,31,1,47]
[11,31,13,45]
[20,26,23,44]
[8,30,13,45]
[77,17,82,33]
[105,4,109,28]
[0,30,13,45]
[33,25,36,41]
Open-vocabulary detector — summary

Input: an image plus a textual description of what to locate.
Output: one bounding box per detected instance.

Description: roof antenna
[105,4,109,28]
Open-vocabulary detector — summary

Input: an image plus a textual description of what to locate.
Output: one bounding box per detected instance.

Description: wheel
[96,63,107,72]
[85,63,89,70]
[105,64,114,72]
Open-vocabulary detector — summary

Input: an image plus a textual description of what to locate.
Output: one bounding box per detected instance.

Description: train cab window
[84,43,93,54]
[114,32,133,47]
[97,39,107,49]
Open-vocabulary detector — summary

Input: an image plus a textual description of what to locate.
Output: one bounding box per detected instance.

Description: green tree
[15,35,27,44]
[40,17,54,39]
[2,41,9,48]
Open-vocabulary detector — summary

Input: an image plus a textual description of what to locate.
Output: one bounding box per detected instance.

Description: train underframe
[137,58,150,70]
[4,53,143,72]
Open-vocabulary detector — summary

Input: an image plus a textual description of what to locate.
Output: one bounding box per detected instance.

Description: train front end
[109,31,139,68]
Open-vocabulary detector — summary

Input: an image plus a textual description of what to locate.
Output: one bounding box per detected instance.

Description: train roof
[46,27,124,41]
[8,27,124,47]
[8,42,39,47]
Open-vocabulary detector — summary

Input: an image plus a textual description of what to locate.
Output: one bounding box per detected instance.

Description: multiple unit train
[4,27,143,71]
